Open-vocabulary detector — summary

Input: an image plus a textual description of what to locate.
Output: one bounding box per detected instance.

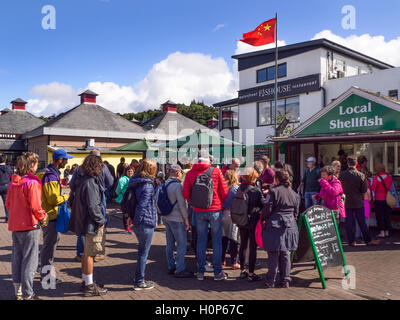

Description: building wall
[28,136,49,163]
[324,67,400,102]
[49,136,135,148]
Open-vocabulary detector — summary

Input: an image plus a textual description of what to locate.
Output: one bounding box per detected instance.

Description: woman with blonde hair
[232,167,265,282]
[127,159,158,290]
[7,152,46,300]
[221,170,241,270]
[332,160,341,178]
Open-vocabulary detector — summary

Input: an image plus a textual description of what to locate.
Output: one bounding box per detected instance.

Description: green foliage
[118,101,218,126]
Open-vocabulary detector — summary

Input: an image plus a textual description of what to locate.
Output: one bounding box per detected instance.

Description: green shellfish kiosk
[273,86,400,229]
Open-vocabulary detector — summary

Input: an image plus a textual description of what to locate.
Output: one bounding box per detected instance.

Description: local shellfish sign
[330,102,382,129]
[298,94,400,136]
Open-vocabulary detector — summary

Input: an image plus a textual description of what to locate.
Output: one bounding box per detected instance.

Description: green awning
[112,139,154,152]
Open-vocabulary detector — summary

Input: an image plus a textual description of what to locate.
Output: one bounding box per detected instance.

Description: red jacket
[183,161,229,212]
[371,173,393,201]
[6,173,46,232]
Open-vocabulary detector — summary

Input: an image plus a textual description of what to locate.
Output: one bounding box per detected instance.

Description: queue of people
[2,146,397,300]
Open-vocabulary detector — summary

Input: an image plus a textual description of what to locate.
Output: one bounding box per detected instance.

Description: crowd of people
[0,147,397,299]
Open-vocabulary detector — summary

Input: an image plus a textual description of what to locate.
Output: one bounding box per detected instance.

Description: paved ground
[1,199,400,300]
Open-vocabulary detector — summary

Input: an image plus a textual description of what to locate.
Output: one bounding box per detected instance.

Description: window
[256,63,287,83]
[221,105,239,129]
[257,101,272,126]
[389,89,398,99]
[257,96,300,126]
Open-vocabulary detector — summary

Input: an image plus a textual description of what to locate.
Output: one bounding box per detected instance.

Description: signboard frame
[292,206,349,289]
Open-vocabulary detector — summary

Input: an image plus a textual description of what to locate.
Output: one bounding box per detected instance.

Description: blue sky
[1,0,399,115]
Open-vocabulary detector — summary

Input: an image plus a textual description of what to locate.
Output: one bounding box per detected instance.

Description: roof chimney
[207,117,218,128]
[11,98,27,111]
[79,90,98,104]
[161,100,177,113]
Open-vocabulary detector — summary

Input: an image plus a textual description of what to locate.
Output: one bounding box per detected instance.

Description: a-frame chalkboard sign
[293,205,349,289]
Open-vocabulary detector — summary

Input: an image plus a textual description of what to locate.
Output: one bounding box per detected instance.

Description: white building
[214,38,393,149]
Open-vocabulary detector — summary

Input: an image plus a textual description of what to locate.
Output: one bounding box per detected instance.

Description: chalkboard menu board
[305,205,343,270]
[292,205,348,289]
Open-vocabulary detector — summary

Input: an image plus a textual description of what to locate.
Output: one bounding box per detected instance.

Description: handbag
[255,213,264,249]
[377,175,396,209]
[56,196,71,234]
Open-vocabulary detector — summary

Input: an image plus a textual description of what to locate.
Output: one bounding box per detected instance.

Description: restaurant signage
[298,94,400,136]
[238,73,320,105]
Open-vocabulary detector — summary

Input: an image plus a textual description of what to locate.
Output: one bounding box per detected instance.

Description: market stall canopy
[112,139,155,152]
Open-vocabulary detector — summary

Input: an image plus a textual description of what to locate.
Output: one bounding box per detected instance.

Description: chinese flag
[238,18,276,46]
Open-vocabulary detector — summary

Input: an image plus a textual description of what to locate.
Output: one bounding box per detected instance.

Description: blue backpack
[157,180,179,216]
[56,197,71,234]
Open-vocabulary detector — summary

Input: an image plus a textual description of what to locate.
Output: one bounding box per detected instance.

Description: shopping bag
[56,201,71,234]
[255,219,264,249]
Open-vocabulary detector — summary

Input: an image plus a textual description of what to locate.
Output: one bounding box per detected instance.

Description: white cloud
[235,40,287,55]
[312,30,400,67]
[212,24,225,32]
[27,52,237,116]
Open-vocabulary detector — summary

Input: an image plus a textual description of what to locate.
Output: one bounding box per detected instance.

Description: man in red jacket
[183,150,229,281]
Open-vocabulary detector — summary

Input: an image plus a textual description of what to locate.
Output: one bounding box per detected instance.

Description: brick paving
[0,199,400,300]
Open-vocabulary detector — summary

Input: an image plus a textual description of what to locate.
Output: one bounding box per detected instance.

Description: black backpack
[230,188,249,227]
[190,167,214,209]
[121,182,146,219]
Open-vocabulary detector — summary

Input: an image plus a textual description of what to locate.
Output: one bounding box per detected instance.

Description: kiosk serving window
[257,96,300,126]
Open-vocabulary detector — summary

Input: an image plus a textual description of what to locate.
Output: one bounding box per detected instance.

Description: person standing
[221,170,240,270]
[161,164,193,278]
[7,153,46,300]
[39,149,73,283]
[313,166,345,221]
[339,155,379,246]
[259,156,275,190]
[221,158,241,177]
[127,159,158,290]
[115,166,135,234]
[68,155,108,297]
[371,164,393,238]
[297,157,320,209]
[69,149,114,263]
[183,149,229,281]
[116,157,126,180]
[262,169,299,288]
[233,167,264,282]
[0,154,13,222]
[331,160,342,178]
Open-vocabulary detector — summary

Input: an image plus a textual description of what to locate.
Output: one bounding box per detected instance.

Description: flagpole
[274,12,278,137]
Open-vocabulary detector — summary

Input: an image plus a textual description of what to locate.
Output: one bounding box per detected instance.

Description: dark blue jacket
[0,164,13,186]
[129,174,157,228]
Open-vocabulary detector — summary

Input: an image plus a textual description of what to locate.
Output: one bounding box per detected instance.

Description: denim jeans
[163,219,187,273]
[304,192,318,209]
[76,236,85,257]
[345,207,371,244]
[133,223,154,285]
[195,211,222,276]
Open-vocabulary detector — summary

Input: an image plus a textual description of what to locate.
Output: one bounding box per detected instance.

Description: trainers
[232,263,241,270]
[214,271,228,281]
[247,274,261,282]
[197,273,204,281]
[83,283,108,297]
[124,228,132,235]
[278,281,290,288]
[80,281,105,293]
[15,295,23,301]
[24,294,40,300]
[205,262,213,272]
[133,281,155,291]
[174,270,195,278]
[367,239,380,246]
[265,281,275,288]
[239,271,248,279]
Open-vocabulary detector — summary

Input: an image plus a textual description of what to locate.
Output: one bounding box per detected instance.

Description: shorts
[84,226,106,257]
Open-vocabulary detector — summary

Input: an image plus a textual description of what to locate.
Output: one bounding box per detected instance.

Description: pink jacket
[6,173,46,232]
[315,176,345,218]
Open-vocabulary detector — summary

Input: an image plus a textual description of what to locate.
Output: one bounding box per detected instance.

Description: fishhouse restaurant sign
[238,73,320,105]
[298,94,400,136]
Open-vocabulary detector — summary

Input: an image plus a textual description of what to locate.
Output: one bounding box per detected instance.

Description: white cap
[306,157,316,162]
